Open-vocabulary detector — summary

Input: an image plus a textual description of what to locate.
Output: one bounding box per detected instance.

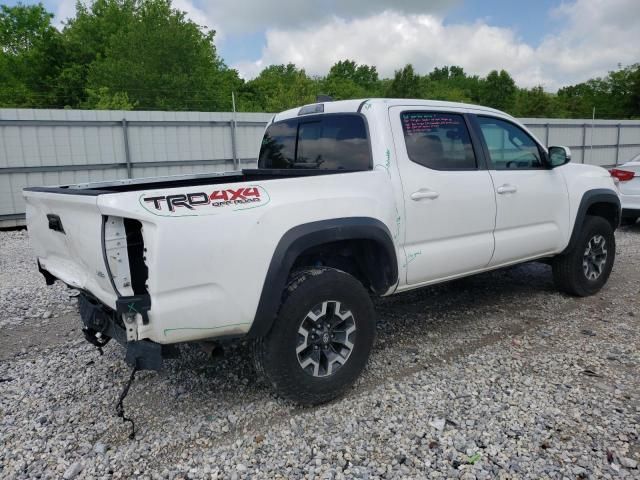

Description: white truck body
[24,98,620,354]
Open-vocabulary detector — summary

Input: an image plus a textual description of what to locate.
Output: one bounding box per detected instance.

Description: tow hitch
[82,327,110,354]
[79,294,112,354]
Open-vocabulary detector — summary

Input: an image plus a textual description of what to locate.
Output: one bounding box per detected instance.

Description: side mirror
[548,146,571,168]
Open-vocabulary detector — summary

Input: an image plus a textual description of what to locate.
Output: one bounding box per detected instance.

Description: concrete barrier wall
[1,108,639,227]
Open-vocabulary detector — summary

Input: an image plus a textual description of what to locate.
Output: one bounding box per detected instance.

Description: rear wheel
[254,267,376,405]
[552,215,615,296]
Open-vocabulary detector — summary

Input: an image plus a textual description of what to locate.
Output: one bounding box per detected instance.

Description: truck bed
[23,165,383,345]
[23,168,350,195]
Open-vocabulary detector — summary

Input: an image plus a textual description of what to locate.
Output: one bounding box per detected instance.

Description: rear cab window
[258,114,371,170]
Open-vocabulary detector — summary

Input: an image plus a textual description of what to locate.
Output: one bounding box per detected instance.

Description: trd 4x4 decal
[139,186,270,216]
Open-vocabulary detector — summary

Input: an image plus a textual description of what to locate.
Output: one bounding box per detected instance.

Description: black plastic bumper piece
[79,293,165,371]
[125,340,164,371]
[116,294,152,325]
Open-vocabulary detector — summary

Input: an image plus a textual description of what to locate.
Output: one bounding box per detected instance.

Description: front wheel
[552,216,616,296]
[254,267,376,405]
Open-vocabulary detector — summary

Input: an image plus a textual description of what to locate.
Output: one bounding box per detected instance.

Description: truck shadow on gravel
[374,261,556,335]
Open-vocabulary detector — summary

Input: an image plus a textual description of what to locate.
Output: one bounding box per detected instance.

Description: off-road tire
[552,215,615,296]
[253,267,376,405]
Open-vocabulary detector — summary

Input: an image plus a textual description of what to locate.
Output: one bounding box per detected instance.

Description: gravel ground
[0,230,77,330]
[1,226,639,479]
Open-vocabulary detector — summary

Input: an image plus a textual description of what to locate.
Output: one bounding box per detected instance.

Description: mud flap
[125,341,163,371]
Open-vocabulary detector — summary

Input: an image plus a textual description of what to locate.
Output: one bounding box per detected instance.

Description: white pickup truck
[24,99,620,404]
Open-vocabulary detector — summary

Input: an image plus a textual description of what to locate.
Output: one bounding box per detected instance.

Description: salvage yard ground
[1,226,639,479]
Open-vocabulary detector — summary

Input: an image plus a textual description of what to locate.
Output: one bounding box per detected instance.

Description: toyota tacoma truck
[24,99,621,405]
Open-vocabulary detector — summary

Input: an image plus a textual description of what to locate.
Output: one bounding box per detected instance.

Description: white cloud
[536,0,640,84]
[202,0,458,35]
[172,0,212,30]
[53,0,83,28]
[233,0,640,90]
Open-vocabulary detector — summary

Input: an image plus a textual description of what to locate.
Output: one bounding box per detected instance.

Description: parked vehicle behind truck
[24,99,621,404]
[610,154,640,225]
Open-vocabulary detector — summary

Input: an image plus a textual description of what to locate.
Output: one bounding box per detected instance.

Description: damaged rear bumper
[78,293,173,371]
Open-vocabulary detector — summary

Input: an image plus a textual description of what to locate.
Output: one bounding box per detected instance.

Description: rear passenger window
[401,112,477,170]
[258,114,371,170]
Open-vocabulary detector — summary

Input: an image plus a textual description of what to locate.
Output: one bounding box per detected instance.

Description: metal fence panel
[2,109,639,227]
[0,109,273,226]
[521,118,640,167]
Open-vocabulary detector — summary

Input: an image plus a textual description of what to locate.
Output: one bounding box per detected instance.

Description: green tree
[627,64,640,117]
[556,64,640,119]
[54,0,139,107]
[556,83,592,118]
[514,86,553,117]
[386,64,422,98]
[321,60,380,99]
[84,86,136,110]
[419,66,478,103]
[240,64,316,112]
[603,64,640,117]
[423,80,473,103]
[481,69,517,111]
[423,66,483,103]
[0,3,65,107]
[62,0,240,110]
[0,2,53,54]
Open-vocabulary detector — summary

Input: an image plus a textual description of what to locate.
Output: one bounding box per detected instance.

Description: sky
[12,0,640,91]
